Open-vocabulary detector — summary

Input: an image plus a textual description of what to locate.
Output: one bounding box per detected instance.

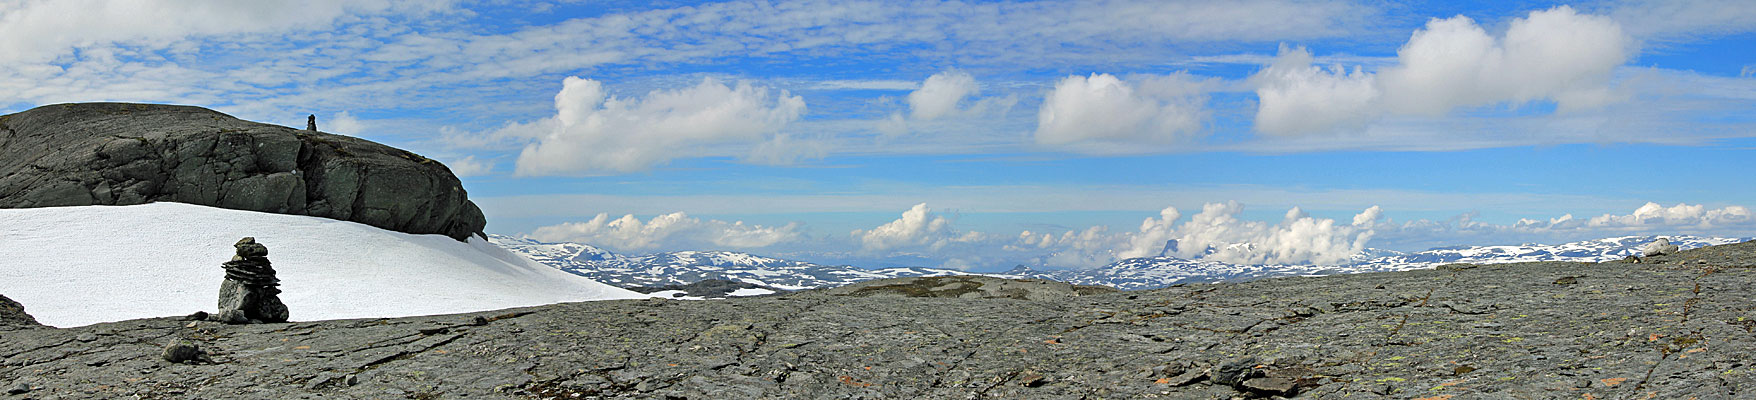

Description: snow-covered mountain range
[498,234,1751,292]
[489,235,969,290]
[1350,235,1747,266]
[1005,235,1754,290]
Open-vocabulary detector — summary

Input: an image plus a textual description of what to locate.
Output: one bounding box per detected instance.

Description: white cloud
[1117,206,1183,259]
[1250,45,1380,136]
[1584,202,1753,229]
[511,76,807,175]
[1034,72,1211,153]
[528,212,801,252]
[851,203,986,252]
[1382,7,1631,114]
[1000,202,1382,267]
[1252,6,1633,135]
[444,156,493,177]
[1008,226,1124,268]
[327,111,366,134]
[907,70,977,120]
[877,70,1017,137]
[853,203,949,251]
[1109,202,1381,265]
[1431,202,1753,234]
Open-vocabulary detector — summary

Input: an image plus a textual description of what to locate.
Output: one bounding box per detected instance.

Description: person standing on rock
[215,237,289,324]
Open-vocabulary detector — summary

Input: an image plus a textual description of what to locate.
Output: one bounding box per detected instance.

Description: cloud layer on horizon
[528,212,801,251]
[518,201,1756,270]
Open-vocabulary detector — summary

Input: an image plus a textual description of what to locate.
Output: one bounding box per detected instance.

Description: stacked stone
[215,237,289,324]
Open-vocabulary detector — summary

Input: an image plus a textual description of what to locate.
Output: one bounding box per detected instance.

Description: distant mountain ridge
[1008,235,1753,289]
[495,234,1752,292]
[488,235,970,290]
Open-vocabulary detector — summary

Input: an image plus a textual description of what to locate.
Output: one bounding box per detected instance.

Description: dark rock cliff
[3,242,1754,398]
[0,103,485,241]
[0,294,39,329]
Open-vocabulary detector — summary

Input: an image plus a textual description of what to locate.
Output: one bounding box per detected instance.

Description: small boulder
[1241,376,1297,396]
[1210,357,1259,387]
[1642,238,1679,257]
[1159,368,1207,387]
[162,340,205,364]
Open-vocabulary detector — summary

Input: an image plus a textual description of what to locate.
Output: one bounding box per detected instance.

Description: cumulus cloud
[907,70,978,120]
[1252,6,1633,134]
[1583,202,1751,229]
[1115,202,1381,265]
[1117,207,1184,259]
[877,70,1017,137]
[511,76,807,175]
[1250,46,1380,136]
[1008,226,1125,268]
[1002,202,1383,267]
[529,212,801,252]
[1034,72,1212,152]
[851,203,985,252]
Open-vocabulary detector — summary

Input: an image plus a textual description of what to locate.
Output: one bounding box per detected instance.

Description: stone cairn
[307,114,317,131]
[215,237,289,324]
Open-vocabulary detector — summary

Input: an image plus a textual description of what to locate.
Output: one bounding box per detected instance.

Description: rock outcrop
[4,241,1756,398]
[214,237,288,324]
[0,103,485,241]
[0,294,40,329]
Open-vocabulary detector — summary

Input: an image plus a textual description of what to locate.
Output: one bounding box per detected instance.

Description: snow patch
[727,288,777,297]
[0,203,644,328]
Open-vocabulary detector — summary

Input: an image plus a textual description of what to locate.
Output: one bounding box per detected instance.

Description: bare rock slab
[0,103,485,241]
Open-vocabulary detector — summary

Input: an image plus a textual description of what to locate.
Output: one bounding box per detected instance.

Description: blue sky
[2,0,1753,271]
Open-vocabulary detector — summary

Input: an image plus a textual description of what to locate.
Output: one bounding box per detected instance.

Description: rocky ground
[4,242,1756,399]
[626,279,785,299]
